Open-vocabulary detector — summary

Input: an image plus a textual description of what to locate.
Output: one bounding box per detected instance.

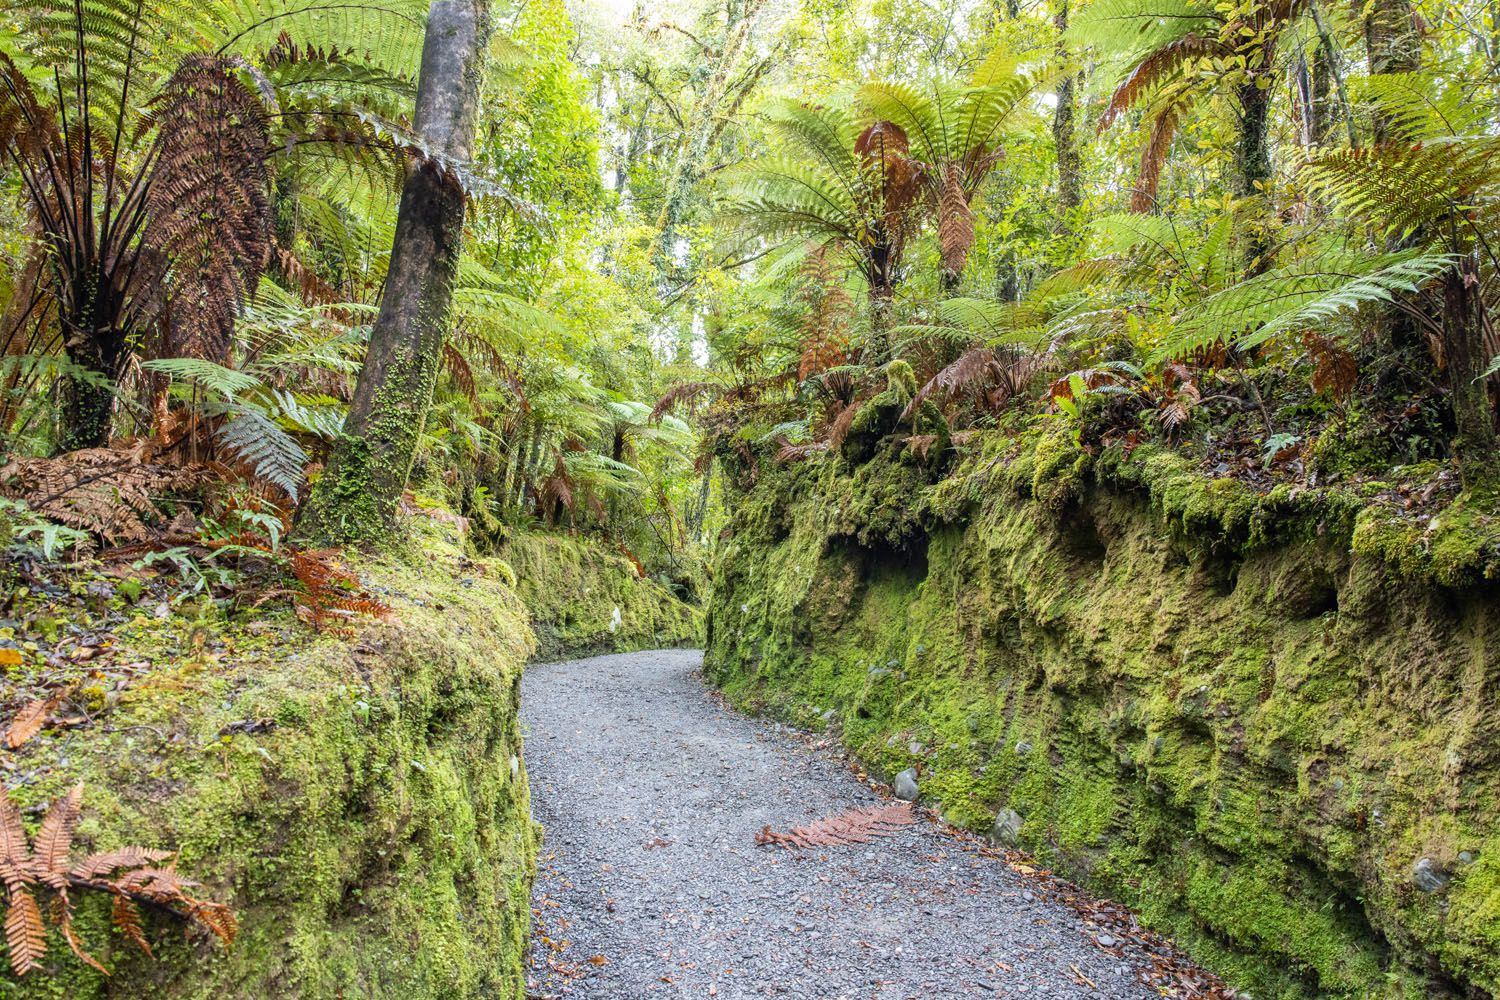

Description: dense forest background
[0,0,1496,992]
[0,0,1495,591]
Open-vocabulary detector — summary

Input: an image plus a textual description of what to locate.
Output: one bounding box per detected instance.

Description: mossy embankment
[0,525,539,999]
[705,430,1500,999]
[500,531,703,660]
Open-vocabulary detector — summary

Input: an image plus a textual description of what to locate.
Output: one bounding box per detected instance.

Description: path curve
[522,650,1163,1000]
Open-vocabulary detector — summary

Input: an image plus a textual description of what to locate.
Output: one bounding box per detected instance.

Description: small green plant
[0,499,91,560]
[1261,433,1302,464]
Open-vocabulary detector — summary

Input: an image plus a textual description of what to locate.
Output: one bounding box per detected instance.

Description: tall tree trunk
[1234,80,1273,200]
[996,249,1021,302]
[298,0,491,543]
[650,0,775,280]
[614,96,653,195]
[1442,254,1499,484]
[1307,49,1331,145]
[1052,0,1082,229]
[687,463,711,537]
[1235,75,1274,271]
[1364,0,1421,144]
[868,284,893,362]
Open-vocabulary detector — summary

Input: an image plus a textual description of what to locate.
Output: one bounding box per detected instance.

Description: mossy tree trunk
[298,0,491,544]
[56,273,128,453]
[649,0,775,281]
[1051,0,1082,231]
[1364,0,1421,144]
[1234,71,1274,273]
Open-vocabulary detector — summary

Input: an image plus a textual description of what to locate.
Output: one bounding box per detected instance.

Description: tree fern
[140,358,264,398]
[215,405,308,502]
[1159,251,1453,361]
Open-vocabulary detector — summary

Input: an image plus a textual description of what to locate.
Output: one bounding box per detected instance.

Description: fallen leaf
[3,690,69,749]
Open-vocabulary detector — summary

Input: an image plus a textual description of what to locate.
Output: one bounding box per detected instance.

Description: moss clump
[706,436,1500,1000]
[1351,485,1500,586]
[295,435,385,546]
[2,522,538,999]
[500,531,701,660]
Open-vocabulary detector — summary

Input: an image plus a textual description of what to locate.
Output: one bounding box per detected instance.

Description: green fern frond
[215,404,308,501]
[141,358,264,398]
[1160,252,1453,361]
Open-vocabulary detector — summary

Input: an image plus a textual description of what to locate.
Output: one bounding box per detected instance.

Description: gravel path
[522,650,1163,1000]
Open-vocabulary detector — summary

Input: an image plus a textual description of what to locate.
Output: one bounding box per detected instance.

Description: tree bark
[1364,0,1421,144]
[1235,75,1274,272]
[1234,80,1272,200]
[1442,254,1499,484]
[298,0,491,543]
[56,285,128,452]
[1052,0,1082,229]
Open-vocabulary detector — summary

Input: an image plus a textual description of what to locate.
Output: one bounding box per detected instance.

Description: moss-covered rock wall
[706,435,1500,999]
[501,531,702,660]
[3,533,539,999]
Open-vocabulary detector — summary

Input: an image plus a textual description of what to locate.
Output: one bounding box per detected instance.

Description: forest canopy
[0,0,1494,588]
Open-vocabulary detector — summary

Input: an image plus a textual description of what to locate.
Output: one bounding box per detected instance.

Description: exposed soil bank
[704,434,1500,999]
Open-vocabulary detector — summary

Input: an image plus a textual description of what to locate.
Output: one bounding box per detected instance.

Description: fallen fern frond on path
[754,803,914,850]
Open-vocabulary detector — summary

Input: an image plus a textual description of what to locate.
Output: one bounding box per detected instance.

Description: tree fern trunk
[57,373,114,453]
[1442,256,1499,485]
[57,297,124,453]
[1235,77,1273,271]
[297,0,492,544]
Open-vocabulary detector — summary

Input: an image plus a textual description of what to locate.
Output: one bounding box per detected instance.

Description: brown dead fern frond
[650,382,717,423]
[290,549,393,633]
[0,449,203,545]
[755,803,915,850]
[145,55,273,364]
[2,689,70,750]
[774,439,830,464]
[0,786,234,977]
[1304,332,1358,400]
[1099,33,1222,131]
[441,342,478,403]
[796,247,852,382]
[1133,104,1183,213]
[938,163,976,276]
[826,401,862,452]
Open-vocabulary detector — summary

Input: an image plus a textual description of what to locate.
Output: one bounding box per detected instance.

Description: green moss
[297,435,384,547]
[2,523,538,999]
[706,438,1500,1000]
[1351,486,1500,586]
[1027,428,1092,510]
[500,531,701,660]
